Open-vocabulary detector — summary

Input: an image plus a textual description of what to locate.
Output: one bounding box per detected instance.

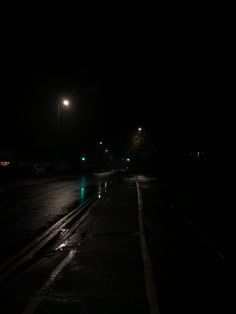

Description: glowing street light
[99,141,103,145]
[138,127,142,132]
[81,155,87,173]
[62,99,70,106]
[57,98,70,159]
[105,149,108,153]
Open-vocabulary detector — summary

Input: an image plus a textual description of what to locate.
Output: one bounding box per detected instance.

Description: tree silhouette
[129,130,156,171]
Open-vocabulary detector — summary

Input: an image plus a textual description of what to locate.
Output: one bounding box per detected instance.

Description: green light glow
[79,177,86,201]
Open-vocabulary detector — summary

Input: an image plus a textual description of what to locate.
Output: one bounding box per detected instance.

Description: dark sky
[0,7,226,159]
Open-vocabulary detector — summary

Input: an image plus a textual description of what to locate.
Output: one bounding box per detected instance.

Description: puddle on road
[79,177,86,202]
[55,240,69,251]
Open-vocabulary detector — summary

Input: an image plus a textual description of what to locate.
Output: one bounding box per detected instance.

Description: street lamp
[81,154,87,173]
[57,99,70,158]
[138,127,142,132]
[63,99,69,106]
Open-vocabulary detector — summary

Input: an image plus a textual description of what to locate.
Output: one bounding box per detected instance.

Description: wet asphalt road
[0,174,224,313]
[0,173,115,262]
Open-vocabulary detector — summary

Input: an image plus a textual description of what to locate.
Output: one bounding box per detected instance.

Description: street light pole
[57,99,70,160]
[57,102,60,149]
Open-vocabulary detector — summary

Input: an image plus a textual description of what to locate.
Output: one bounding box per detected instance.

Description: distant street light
[105,149,108,153]
[99,141,103,145]
[138,127,142,132]
[81,155,87,173]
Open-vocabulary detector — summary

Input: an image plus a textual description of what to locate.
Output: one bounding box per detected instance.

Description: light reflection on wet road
[0,174,113,261]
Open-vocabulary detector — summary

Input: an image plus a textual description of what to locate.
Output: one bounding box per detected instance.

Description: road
[0,173,224,313]
[0,172,116,263]
[138,175,224,314]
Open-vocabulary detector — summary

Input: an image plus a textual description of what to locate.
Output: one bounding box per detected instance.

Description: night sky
[1,7,225,160]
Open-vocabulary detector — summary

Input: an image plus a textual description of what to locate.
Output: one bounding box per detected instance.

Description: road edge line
[136,179,160,314]
[22,250,76,314]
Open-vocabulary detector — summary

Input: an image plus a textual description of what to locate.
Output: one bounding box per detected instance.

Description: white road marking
[136,179,160,314]
[23,250,76,314]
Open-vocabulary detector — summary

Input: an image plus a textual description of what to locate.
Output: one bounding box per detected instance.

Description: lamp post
[57,99,70,159]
